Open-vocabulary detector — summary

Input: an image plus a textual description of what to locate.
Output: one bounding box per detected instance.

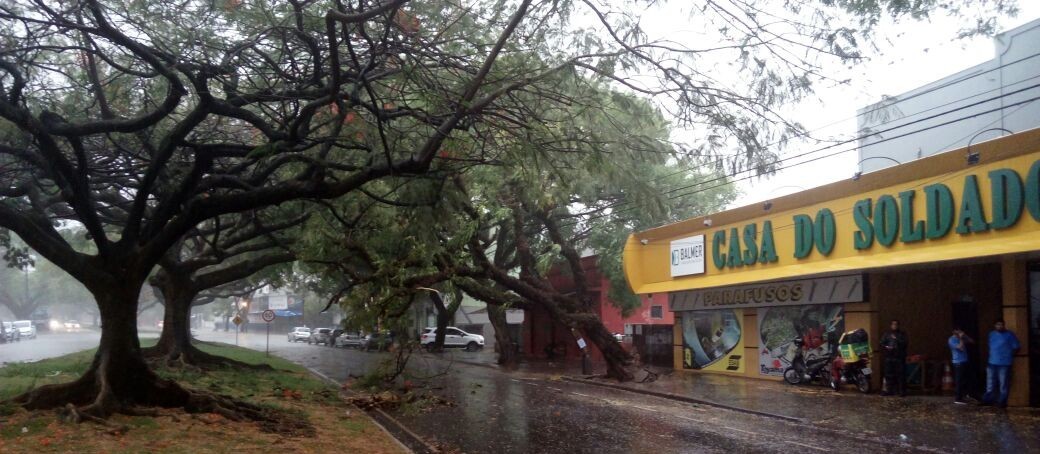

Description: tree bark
[488,304,518,368]
[573,314,632,380]
[146,278,268,369]
[148,284,195,363]
[14,283,186,416]
[429,291,450,352]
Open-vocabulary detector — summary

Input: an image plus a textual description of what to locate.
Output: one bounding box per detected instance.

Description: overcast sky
[721,5,1040,208]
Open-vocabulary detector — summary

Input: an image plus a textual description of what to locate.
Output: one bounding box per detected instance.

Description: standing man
[880,319,909,396]
[948,327,975,404]
[982,319,1020,408]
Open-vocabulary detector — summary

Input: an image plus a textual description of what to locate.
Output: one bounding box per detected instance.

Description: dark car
[1,321,20,343]
[309,328,333,345]
[360,332,394,351]
[335,332,363,348]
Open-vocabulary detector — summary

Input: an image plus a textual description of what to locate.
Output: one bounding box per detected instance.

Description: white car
[420,327,485,351]
[64,320,82,331]
[287,327,311,342]
[13,320,36,339]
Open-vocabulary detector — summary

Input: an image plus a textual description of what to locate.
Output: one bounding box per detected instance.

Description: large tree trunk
[12,282,272,419]
[574,314,633,380]
[146,279,265,369]
[14,284,184,416]
[147,286,196,363]
[488,304,518,368]
[429,292,450,352]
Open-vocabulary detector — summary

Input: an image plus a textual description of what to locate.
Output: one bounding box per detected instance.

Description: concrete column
[1001,258,1030,407]
[673,311,683,370]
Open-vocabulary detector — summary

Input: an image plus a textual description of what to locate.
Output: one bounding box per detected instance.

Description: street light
[853,156,903,180]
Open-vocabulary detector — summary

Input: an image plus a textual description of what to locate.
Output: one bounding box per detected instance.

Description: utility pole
[23,264,29,307]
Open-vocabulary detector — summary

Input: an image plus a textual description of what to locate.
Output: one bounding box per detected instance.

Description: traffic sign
[261,310,276,323]
[232,315,243,326]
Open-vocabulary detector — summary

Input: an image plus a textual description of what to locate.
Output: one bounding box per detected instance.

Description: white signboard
[669,274,864,312]
[505,309,525,324]
[670,235,706,277]
[267,294,288,310]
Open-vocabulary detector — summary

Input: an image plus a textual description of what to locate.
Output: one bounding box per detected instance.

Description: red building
[522,255,674,366]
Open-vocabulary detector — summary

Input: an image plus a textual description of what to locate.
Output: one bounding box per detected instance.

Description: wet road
[0,330,101,364]
[198,331,918,453]
[10,329,1023,453]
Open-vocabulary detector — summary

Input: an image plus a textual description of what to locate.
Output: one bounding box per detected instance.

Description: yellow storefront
[623,129,1040,406]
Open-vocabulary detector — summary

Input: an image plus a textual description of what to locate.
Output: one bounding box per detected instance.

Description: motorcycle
[829,328,872,393]
[829,352,872,392]
[782,337,833,386]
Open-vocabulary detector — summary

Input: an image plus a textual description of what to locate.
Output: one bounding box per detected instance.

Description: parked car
[360,332,395,351]
[335,333,364,348]
[2,321,20,343]
[309,328,333,345]
[287,327,311,342]
[13,320,36,339]
[420,327,485,351]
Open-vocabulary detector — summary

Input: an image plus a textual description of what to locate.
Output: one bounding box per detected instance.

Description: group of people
[880,319,1021,407]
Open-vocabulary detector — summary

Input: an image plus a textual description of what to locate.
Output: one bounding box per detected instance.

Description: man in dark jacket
[880,319,909,396]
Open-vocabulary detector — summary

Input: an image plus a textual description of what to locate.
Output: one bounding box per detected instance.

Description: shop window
[650,305,663,319]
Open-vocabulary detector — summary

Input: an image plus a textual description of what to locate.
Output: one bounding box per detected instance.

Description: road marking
[674,414,705,423]
[722,426,757,436]
[633,405,659,412]
[784,441,828,451]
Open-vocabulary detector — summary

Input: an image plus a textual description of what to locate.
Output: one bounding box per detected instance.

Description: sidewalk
[572,370,1040,453]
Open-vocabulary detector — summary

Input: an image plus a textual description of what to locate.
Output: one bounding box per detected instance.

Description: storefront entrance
[1029,262,1040,407]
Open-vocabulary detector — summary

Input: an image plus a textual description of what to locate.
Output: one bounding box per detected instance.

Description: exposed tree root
[142,342,274,371]
[11,366,311,437]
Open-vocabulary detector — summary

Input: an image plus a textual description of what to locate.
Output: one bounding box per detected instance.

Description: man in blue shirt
[982,320,1021,408]
[948,327,974,404]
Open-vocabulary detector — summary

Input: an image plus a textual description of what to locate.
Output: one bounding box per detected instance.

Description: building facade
[857,18,1040,174]
[524,255,676,366]
[625,130,1040,406]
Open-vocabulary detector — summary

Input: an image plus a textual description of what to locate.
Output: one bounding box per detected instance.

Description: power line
[658,50,1040,180]
[661,80,1040,198]
[567,91,1040,230]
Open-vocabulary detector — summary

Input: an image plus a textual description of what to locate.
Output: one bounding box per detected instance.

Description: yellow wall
[1002,258,1031,407]
[625,129,1040,295]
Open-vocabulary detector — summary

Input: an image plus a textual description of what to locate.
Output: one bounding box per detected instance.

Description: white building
[857,18,1040,173]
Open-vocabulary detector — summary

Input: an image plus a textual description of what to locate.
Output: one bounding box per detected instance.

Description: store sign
[709,160,1040,271]
[505,309,524,324]
[670,235,706,277]
[267,294,288,310]
[669,274,863,311]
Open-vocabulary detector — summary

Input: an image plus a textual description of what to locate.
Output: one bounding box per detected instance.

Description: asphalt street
[196,330,920,453]
[0,330,103,364]
[4,329,1010,453]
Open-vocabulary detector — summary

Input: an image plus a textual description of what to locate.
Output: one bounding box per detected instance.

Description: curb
[561,376,805,423]
[304,366,437,454]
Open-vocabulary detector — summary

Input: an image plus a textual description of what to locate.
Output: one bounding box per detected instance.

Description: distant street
[0,330,100,365]
[0,329,159,365]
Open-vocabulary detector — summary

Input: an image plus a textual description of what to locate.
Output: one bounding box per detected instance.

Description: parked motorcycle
[829,328,872,393]
[782,337,833,386]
